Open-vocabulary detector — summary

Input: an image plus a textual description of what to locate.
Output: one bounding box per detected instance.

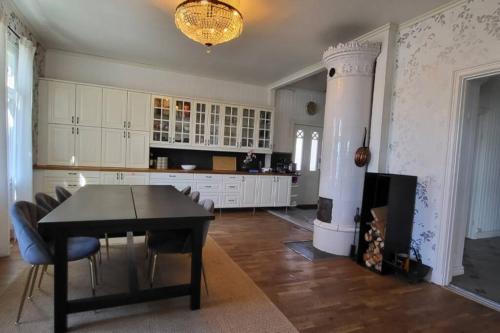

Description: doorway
[449,75,500,307]
[293,124,322,206]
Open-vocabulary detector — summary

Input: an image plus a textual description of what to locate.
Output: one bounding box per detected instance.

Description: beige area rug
[0,237,297,333]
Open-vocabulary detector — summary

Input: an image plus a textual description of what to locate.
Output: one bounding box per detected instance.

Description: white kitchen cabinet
[207,104,222,147]
[126,130,149,168]
[240,108,257,149]
[241,175,259,207]
[258,176,274,206]
[47,124,76,166]
[193,101,208,146]
[102,88,128,129]
[151,95,172,145]
[199,192,222,208]
[128,92,151,132]
[222,105,239,148]
[47,81,76,125]
[101,128,127,167]
[274,176,291,207]
[149,173,194,190]
[173,99,192,145]
[100,171,122,184]
[47,124,101,167]
[75,126,102,166]
[35,170,101,197]
[257,110,273,152]
[75,85,102,127]
[122,172,149,185]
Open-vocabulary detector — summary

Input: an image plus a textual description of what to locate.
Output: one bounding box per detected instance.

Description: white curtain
[8,37,35,203]
[0,14,10,256]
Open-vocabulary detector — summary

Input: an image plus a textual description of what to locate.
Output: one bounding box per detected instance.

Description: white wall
[467,78,500,239]
[273,88,325,153]
[388,0,500,271]
[44,50,271,107]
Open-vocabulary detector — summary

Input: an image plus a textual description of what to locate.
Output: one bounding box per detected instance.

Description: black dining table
[38,185,215,333]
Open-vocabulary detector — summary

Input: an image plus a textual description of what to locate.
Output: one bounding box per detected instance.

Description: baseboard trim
[446,285,500,312]
[467,230,500,240]
[452,265,464,276]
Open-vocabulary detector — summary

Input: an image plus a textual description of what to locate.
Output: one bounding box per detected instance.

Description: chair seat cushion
[148,230,191,254]
[54,237,100,262]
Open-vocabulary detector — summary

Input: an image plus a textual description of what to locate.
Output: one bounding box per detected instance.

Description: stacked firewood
[363,206,387,272]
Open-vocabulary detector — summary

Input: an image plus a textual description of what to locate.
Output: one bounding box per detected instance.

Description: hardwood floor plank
[209,210,500,332]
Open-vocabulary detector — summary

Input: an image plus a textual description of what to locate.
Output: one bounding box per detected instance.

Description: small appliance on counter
[156,157,168,169]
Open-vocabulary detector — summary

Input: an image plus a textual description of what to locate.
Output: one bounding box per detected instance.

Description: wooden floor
[2,210,500,332]
[209,210,500,333]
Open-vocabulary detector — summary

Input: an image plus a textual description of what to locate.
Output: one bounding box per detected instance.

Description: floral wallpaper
[1,2,46,163]
[389,0,500,268]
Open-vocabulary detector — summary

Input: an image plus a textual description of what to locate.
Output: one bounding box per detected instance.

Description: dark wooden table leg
[190,224,202,310]
[54,230,68,333]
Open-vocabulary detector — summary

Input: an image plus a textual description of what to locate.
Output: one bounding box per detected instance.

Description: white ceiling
[12,0,452,86]
[286,71,327,92]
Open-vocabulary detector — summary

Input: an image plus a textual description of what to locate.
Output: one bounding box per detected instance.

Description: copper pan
[354,127,371,167]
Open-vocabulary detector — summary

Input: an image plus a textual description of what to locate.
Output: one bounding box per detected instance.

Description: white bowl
[181,164,196,171]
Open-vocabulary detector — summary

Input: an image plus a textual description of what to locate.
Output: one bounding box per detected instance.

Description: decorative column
[313,41,380,255]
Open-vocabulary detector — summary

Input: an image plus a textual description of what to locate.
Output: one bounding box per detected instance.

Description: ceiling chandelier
[174,0,244,51]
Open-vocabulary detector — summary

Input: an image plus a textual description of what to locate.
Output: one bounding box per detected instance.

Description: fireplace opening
[317,197,332,223]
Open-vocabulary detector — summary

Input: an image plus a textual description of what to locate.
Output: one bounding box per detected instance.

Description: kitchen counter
[33,165,297,176]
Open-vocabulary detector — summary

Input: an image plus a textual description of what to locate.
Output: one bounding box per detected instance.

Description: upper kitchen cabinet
[207,104,222,147]
[222,105,239,149]
[102,88,128,129]
[257,110,273,152]
[173,99,192,145]
[127,91,151,132]
[46,80,76,125]
[151,95,172,145]
[193,101,208,147]
[75,85,102,127]
[240,107,257,149]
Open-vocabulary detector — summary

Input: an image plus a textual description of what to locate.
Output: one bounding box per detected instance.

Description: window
[309,131,320,171]
[294,129,304,171]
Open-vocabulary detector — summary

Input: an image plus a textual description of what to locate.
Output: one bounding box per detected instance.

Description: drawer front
[223,193,240,207]
[224,182,241,193]
[44,170,101,179]
[223,175,243,182]
[196,182,222,192]
[150,173,194,181]
[194,174,223,181]
[199,192,221,208]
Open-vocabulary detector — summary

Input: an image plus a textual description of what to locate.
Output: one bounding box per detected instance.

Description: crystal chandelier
[174,0,244,49]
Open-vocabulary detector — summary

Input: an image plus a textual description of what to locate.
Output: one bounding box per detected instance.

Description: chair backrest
[189,191,200,203]
[10,201,53,265]
[55,186,72,203]
[181,186,191,196]
[199,199,214,247]
[35,193,60,212]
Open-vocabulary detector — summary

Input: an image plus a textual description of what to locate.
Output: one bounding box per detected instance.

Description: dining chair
[10,201,100,324]
[189,191,200,203]
[147,199,214,294]
[180,186,191,195]
[34,192,60,212]
[55,186,72,203]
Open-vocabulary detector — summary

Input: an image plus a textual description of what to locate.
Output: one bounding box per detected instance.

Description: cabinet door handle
[124,121,127,128]
[77,128,79,135]
[121,173,124,180]
[128,121,131,128]
[72,116,75,124]
[72,127,74,134]
[128,132,130,139]
[116,172,119,180]
[124,131,126,138]
[76,117,80,124]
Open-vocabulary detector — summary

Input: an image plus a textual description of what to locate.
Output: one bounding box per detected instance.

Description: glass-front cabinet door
[151,95,172,145]
[222,106,239,148]
[193,101,207,146]
[173,99,192,144]
[257,110,273,151]
[240,108,256,149]
[208,104,222,147]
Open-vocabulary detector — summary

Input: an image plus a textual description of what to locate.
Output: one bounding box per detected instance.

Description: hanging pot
[354,128,371,167]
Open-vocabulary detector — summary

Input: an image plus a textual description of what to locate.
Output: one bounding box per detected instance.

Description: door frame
[434,61,500,286]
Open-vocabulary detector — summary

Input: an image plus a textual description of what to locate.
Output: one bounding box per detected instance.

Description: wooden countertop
[33,165,297,176]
